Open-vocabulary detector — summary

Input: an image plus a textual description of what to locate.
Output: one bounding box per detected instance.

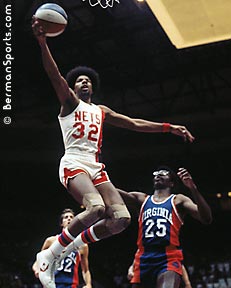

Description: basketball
[34,3,68,37]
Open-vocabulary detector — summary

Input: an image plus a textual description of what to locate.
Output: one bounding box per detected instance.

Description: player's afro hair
[65,66,100,94]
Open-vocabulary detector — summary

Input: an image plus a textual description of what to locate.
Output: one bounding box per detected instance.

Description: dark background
[1,0,231,286]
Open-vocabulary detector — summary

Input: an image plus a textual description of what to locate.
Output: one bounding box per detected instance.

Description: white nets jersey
[58,100,105,159]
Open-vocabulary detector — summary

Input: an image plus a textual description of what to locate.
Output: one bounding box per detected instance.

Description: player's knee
[78,193,105,226]
[89,203,106,219]
[107,204,131,234]
[113,216,131,234]
[107,216,131,235]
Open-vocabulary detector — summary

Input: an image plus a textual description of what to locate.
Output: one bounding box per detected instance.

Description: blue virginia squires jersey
[131,194,184,285]
[137,194,183,249]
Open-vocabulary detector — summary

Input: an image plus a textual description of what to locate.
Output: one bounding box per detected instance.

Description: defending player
[118,167,212,288]
[32,18,195,288]
[32,208,92,288]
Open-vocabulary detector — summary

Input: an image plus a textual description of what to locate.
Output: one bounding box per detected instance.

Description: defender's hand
[177,167,196,189]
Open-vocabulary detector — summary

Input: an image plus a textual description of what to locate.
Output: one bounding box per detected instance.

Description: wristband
[162,123,171,133]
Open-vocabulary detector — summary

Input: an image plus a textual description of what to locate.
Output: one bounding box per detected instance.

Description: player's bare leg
[37,173,105,287]
[61,181,131,251]
[156,271,181,288]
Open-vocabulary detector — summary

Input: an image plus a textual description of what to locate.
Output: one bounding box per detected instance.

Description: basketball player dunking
[32,17,195,288]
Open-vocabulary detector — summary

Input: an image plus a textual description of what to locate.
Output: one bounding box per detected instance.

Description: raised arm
[117,188,147,213]
[176,168,212,225]
[99,105,195,143]
[31,18,78,115]
[80,244,92,288]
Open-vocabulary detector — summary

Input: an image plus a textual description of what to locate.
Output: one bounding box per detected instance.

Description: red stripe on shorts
[93,170,109,186]
[64,168,87,187]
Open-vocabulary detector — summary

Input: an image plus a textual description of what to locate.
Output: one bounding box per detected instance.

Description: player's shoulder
[174,193,190,204]
[132,191,148,203]
[41,235,57,249]
[45,235,58,244]
[98,104,111,112]
[79,243,88,254]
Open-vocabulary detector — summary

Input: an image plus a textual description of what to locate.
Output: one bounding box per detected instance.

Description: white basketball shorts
[59,152,110,188]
